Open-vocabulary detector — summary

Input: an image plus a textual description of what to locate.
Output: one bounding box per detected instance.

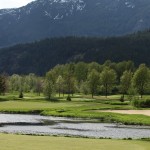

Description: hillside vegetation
[0,30,150,74]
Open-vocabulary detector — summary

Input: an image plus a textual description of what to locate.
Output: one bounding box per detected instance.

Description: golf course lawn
[0,134,149,150]
[0,93,150,125]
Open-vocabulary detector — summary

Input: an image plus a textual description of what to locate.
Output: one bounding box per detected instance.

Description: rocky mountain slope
[1,0,150,47]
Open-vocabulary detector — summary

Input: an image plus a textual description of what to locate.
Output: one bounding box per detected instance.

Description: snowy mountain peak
[0,0,86,20]
[0,0,150,47]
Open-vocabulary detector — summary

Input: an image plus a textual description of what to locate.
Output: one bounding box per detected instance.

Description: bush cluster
[133,99,150,108]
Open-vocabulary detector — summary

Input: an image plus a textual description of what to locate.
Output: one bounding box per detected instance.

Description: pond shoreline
[0,110,150,126]
[0,114,150,139]
[1,132,150,141]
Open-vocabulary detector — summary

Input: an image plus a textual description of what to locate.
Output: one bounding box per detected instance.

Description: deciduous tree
[87,69,100,98]
[100,67,117,98]
[132,64,150,98]
[120,71,133,99]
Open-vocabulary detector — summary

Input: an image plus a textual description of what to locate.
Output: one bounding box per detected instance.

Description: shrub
[19,92,23,98]
[111,102,128,105]
[140,99,150,108]
[132,99,150,108]
[132,99,139,107]
[120,95,124,102]
[66,96,71,101]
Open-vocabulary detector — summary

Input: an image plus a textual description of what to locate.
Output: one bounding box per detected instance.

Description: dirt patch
[99,110,150,116]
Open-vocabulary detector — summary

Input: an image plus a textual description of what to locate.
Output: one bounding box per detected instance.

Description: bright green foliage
[56,75,64,97]
[9,74,22,92]
[44,72,55,100]
[74,62,88,83]
[4,61,150,99]
[35,77,43,96]
[87,69,100,98]
[64,64,76,96]
[19,76,24,96]
[127,87,137,102]
[100,67,117,97]
[80,81,89,94]
[24,73,36,92]
[120,71,133,99]
[132,64,150,98]
[88,62,101,72]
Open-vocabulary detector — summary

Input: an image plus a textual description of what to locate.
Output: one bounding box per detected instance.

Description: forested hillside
[0,30,150,75]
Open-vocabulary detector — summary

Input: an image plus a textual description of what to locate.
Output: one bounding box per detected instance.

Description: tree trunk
[63,90,64,97]
[48,94,51,100]
[105,84,108,98]
[59,87,60,97]
[123,94,125,100]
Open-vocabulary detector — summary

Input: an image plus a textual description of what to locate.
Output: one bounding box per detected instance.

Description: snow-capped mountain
[1,0,150,47]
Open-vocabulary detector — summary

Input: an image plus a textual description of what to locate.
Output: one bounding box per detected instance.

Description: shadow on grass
[0,98,9,102]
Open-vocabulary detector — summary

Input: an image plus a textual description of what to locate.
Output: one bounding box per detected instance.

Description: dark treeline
[1,61,150,101]
[0,30,150,75]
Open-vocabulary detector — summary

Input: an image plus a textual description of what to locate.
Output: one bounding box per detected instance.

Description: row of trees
[0,61,150,100]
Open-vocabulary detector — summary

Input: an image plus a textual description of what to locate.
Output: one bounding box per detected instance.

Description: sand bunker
[99,110,150,116]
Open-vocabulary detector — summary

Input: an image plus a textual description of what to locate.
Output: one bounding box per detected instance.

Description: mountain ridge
[1,0,150,47]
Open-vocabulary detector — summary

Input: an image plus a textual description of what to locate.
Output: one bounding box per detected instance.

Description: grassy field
[0,93,150,125]
[0,134,149,150]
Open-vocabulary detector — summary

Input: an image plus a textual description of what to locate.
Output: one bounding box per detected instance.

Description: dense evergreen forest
[0,30,150,75]
[0,61,150,105]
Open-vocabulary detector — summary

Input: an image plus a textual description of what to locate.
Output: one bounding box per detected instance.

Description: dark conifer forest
[0,30,150,75]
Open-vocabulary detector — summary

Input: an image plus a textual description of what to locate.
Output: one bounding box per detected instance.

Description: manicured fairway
[0,134,149,150]
[0,100,81,111]
[0,93,150,125]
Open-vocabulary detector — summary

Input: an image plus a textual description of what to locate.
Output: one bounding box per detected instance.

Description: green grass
[41,109,150,125]
[0,134,149,150]
[0,93,150,125]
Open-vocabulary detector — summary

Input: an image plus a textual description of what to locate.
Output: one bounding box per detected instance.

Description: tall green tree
[25,73,36,92]
[115,61,134,79]
[100,67,117,98]
[18,76,24,98]
[35,77,43,96]
[120,71,133,99]
[64,63,76,98]
[56,75,64,97]
[9,74,21,92]
[88,62,101,72]
[87,69,100,98]
[74,62,88,83]
[132,64,150,98]
[0,75,7,95]
[44,72,55,100]
[80,81,89,95]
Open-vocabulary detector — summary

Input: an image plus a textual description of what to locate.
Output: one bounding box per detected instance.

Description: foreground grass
[0,134,149,150]
[0,93,150,125]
